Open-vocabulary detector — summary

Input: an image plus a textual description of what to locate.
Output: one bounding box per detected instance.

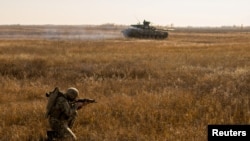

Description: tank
[122,20,169,39]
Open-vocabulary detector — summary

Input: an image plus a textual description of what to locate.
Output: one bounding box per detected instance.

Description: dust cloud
[0,25,126,40]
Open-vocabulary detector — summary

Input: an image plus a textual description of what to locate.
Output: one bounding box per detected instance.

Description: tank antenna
[134,16,140,24]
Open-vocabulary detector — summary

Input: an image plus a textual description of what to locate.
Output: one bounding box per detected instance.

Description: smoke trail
[0,25,125,40]
[41,25,125,40]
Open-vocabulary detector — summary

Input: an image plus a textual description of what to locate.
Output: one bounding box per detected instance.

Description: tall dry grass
[0,28,250,141]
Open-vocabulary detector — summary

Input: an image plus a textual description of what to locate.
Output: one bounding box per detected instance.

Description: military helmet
[65,87,79,101]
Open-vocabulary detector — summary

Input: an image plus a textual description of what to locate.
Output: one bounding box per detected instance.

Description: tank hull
[122,27,168,39]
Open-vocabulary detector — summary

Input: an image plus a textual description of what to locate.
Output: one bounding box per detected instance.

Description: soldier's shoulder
[56,95,67,103]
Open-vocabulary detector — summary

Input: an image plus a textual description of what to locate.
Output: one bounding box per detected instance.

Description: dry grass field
[0,26,250,141]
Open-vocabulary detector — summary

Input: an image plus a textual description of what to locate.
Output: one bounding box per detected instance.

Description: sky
[0,0,250,27]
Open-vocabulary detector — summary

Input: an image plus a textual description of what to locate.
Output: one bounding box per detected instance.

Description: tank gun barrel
[155,29,171,32]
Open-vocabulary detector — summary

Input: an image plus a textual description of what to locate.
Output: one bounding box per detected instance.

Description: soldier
[46,87,96,140]
[47,87,80,141]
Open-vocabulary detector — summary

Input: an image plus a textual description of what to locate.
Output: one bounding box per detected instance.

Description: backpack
[45,87,64,118]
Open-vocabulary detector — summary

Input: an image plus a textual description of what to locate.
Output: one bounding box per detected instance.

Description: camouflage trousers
[48,117,77,140]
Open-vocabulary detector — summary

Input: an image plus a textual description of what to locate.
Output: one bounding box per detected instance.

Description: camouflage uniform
[48,88,79,140]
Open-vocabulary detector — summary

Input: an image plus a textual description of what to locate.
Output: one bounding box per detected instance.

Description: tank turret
[122,20,170,39]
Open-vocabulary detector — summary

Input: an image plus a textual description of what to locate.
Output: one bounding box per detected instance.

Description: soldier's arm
[57,97,76,118]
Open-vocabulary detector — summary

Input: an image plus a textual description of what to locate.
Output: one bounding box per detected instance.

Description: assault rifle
[73,98,97,110]
[75,98,96,103]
